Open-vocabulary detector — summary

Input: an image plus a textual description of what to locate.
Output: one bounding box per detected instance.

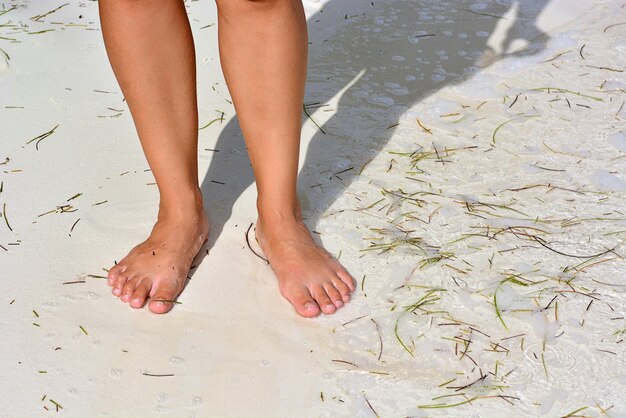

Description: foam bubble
[591,169,626,191]
[169,356,184,365]
[608,131,626,152]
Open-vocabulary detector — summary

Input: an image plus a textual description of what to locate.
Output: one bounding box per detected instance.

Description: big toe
[283,286,321,318]
[148,284,180,314]
[148,298,175,314]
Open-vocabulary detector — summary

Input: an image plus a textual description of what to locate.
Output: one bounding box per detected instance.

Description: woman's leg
[99,0,209,314]
[215,0,355,317]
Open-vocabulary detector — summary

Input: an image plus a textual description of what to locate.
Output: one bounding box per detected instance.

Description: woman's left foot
[254,208,356,318]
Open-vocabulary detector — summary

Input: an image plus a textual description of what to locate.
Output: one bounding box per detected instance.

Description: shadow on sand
[198,0,549,255]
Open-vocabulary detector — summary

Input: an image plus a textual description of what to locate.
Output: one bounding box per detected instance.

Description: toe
[281,285,321,317]
[324,282,344,309]
[336,268,356,291]
[130,278,151,309]
[332,276,352,303]
[148,282,180,314]
[120,278,137,303]
[113,272,128,296]
[312,286,336,315]
[148,299,175,314]
[107,264,120,286]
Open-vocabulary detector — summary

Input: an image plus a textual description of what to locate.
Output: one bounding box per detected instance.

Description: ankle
[158,187,205,221]
[257,198,303,225]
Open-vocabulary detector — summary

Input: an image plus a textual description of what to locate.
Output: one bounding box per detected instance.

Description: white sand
[1,0,625,416]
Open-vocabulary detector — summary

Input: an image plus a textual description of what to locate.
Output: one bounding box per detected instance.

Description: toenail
[304,303,317,311]
[335,300,344,307]
[325,304,335,311]
[113,289,121,296]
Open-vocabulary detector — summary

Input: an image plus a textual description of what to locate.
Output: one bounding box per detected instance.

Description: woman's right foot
[107,191,209,314]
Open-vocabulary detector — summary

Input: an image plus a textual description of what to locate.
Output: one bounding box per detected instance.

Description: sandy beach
[1,0,625,416]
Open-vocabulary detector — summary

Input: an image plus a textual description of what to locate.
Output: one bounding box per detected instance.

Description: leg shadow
[200,0,550,246]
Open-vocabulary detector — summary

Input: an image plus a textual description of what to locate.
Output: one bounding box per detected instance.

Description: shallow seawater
[304,0,626,416]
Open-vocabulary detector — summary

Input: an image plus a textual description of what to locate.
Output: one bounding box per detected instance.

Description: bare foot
[107,193,209,314]
[254,209,356,318]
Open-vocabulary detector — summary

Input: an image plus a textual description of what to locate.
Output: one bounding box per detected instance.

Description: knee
[215,0,290,15]
[100,0,160,12]
[101,0,151,6]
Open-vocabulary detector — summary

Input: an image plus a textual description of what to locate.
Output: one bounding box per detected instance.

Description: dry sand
[1,0,625,416]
